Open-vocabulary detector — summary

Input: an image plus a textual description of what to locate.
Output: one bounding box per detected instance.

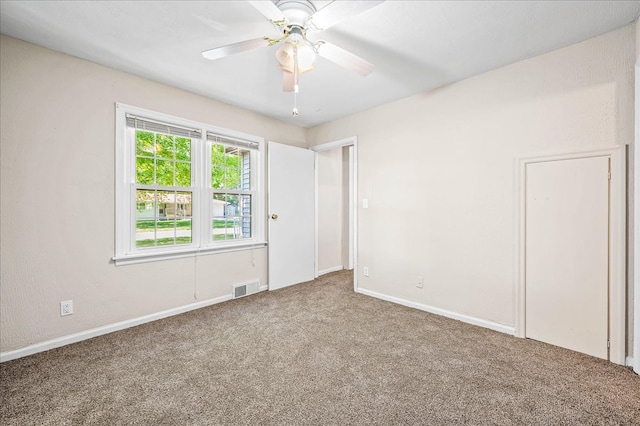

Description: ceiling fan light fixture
[296,42,316,71]
[279,63,314,75]
[275,42,294,67]
[275,41,315,73]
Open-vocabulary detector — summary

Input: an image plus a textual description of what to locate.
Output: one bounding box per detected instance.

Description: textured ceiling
[1,1,639,128]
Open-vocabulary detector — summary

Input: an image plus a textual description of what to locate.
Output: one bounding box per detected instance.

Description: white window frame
[114,103,265,265]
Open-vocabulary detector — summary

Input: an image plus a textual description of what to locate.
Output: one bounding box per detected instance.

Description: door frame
[310,136,358,291]
[633,63,639,374]
[516,146,626,364]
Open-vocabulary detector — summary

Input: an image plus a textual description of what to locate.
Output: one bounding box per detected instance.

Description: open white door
[268,142,315,290]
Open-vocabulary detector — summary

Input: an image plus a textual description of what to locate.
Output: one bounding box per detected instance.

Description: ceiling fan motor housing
[276,0,316,27]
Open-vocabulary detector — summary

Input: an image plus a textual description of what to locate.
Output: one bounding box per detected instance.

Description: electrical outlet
[60,300,73,316]
[363,266,369,277]
[416,276,424,289]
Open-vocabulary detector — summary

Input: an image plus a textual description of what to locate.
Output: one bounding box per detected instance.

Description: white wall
[0,35,306,354]
[317,148,344,273]
[308,25,636,353]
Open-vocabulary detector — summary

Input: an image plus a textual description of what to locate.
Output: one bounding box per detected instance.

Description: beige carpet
[1,270,639,425]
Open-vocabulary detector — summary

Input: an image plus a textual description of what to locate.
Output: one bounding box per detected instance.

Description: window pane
[136,131,192,188]
[156,160,175,186]
[212,193,226,239]
[155,134,174,160]
[136,157,154,185]
[226,194,239,216]
[212,167,224,189]
[175,137,191,161]
[212,193,227,217]
[211,144,224,188]
[167,191,192,246]
[211,144,224,167]
[211,144,251,191]
[211,193,251,241]
[136,190,192,248]
[224,149,241,189]
[175,162,191,187]
[136,190,157,247]
[136,131,155,156]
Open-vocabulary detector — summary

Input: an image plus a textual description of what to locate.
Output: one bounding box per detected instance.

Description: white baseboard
[356,287,516,336]
[318,266,344,276]
[1,286,268,363]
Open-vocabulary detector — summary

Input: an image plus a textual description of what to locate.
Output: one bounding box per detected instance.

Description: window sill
[112,241,267,266]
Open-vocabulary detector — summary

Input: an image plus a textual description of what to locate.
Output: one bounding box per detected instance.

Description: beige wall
[308,25,635,354]
[342,146,352,269]
[637,19,640,62]
[317,148,344,273]
[0,35,306,353]
[2,23,637,360]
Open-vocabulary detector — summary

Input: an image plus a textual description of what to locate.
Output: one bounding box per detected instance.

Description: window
[131,117,196,249]
[208,133,257,242]
[115,103,264,265]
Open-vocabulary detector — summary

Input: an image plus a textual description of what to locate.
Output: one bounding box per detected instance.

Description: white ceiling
[1,1,639,128]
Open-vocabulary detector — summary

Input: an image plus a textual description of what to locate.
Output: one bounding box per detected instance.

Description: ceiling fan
[201,0,384,115]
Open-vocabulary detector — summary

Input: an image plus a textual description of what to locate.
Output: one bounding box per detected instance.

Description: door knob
[271,214,278,220]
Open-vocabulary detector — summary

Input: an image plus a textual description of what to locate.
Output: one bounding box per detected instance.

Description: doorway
[312,137,357,290]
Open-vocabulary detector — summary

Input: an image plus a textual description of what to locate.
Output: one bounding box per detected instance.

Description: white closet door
[525,156,609,359]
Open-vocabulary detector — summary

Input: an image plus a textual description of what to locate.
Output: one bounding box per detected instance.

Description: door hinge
[607,340,610,348]
[608,172,611,180]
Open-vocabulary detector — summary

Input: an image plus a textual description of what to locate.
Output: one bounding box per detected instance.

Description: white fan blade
[283,71,295,92]
[309,1,384,31]
[248,1,287,24]
[202,37,269,61]
[316,41,374,76]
